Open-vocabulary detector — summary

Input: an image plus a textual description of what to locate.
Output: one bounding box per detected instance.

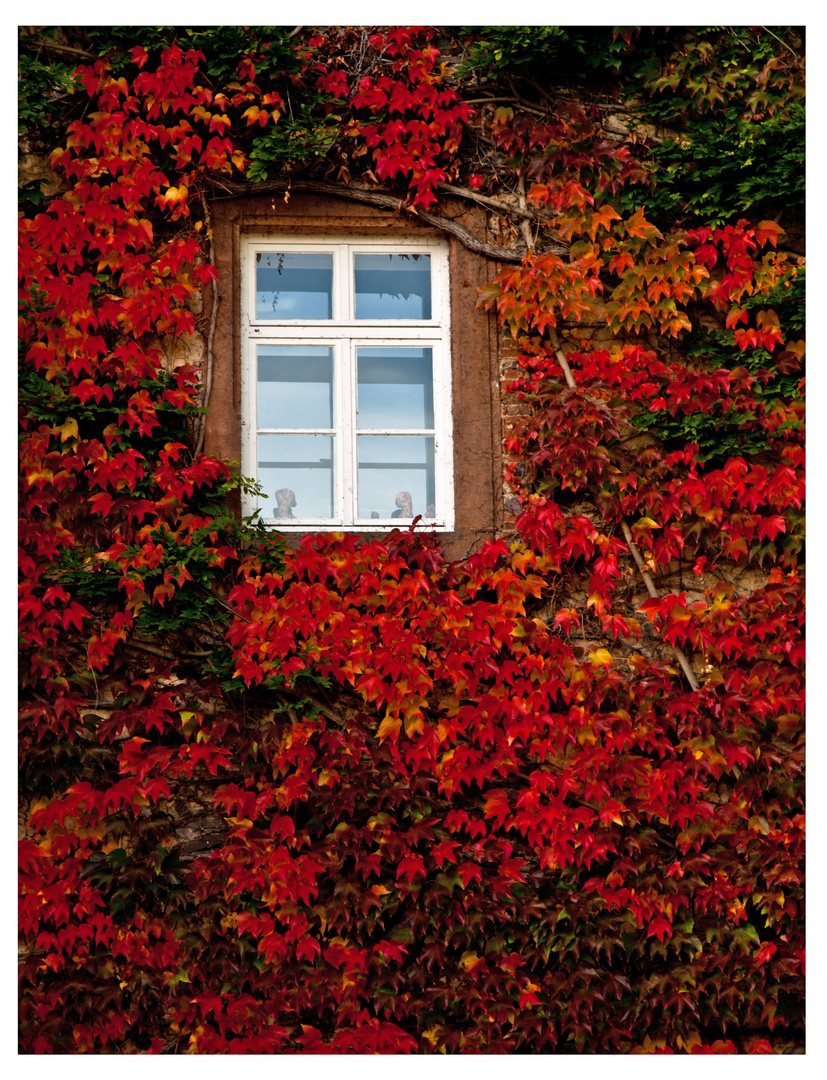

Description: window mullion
[338,246,351,321]
[341,336,354,525]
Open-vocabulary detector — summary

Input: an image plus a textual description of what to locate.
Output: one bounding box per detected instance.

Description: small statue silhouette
[391,490,413,518]
[274,487,296,519]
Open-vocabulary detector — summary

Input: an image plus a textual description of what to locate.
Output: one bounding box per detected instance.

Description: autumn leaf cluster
[19,26,803,1054]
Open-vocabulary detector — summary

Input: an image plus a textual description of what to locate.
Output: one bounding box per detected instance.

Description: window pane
[357,436,435,520]
[357,348,434,430]
[258,434,334,519]
[354,253,432,319]
[258,346,333,429]
[256,252,333,320]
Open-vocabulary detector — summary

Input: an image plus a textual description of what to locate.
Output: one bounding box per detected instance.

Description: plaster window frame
[204,190,504,559]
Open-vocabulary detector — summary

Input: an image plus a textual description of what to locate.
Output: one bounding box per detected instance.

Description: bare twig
[462,96,523,105]
[548,331,700,693]
[547,328,578,390]
[209,176,531,263]
[757,26,800,59]
[619,520,699,692]
[125,641,214,661]
[463,94,546,117]
[30,38,94,59]
[194,189,219,457]
[275,690,347,728]
[515,174,535,252]
[436,181,534,221]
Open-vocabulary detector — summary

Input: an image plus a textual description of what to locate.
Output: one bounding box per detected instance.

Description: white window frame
[240,235,454,531]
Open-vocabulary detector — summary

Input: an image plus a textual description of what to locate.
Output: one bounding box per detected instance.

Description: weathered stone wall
[18,136,773,631]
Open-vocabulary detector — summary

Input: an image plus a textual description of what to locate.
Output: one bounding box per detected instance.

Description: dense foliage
[19,26,804,1054]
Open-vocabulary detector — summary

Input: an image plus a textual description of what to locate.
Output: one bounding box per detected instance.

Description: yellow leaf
[377,714,401,743]
[404,709,425,738]
[588,648,613,667]
[669,604,691,624]
[459,951,479,971]
[161,185,188,205]
[56,417,78,442]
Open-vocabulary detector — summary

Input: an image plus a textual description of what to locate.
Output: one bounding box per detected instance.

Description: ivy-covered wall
[19,26,804,1055]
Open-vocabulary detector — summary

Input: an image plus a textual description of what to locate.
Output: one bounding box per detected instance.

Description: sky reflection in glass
[357,348,434,429]
[256,252,333,320]
[354,253,431,319]
[257,346,333,429]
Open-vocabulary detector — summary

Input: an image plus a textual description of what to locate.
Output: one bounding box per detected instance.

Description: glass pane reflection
[357,348,434,430]
[354,253,431,319]
[258,434,333,519]
[357,436,435,520]
[256,252,333,320]
[257,346,333,430]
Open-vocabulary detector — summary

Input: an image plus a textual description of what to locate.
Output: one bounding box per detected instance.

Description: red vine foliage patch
[19,29,803,1054]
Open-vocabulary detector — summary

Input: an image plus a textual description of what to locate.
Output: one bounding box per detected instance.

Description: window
[240,237,454,530]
